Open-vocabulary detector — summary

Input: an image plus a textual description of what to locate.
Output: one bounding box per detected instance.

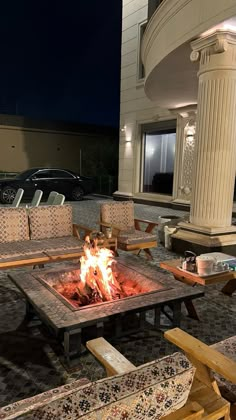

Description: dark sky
[0,0,122,127]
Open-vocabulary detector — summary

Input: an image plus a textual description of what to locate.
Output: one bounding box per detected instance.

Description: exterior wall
[0,124,118,180]
[117,0,192,203]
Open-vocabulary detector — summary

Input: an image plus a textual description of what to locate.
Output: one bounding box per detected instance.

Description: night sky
[0,0,122,127]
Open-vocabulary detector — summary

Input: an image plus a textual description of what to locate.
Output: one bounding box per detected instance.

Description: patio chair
[100,201,158,259]
[30,189,43,207]
[11,188,24,207]
[53,193,65,205]
[46,191,58,205]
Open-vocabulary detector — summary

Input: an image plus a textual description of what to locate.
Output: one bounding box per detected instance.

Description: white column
[190,31,236,230]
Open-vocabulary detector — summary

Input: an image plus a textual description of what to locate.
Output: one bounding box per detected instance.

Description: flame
[80,238,117,301]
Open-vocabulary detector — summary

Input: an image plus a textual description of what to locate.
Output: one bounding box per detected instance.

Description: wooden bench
[87,330,236,419]
[0,329,235,419]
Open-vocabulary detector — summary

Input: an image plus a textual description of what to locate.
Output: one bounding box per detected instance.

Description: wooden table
[160,259,236,296]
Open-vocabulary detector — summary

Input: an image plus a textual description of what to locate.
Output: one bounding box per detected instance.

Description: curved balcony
[142,0,236,108]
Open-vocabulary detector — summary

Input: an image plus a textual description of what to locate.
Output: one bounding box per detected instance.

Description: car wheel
[71,186,84,201]
[0,186,17,204]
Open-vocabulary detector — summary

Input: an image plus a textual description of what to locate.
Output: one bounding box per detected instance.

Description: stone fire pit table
[9,256,204,365]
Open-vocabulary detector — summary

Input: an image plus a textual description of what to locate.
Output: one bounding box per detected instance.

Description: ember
[53,237,150,309]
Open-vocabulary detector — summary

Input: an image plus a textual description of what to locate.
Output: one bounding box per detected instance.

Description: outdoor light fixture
[185,121,196,145]
[120,125,126,132]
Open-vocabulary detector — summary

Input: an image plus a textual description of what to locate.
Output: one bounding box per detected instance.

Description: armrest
[134,218,159,226]
[86,337,135,376]
[73,223,94,239]
[164,328,236,384]
[134,218,158,233]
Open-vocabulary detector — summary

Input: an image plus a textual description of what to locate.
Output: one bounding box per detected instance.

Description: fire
[52,236,149,309]
[79,236,121,301]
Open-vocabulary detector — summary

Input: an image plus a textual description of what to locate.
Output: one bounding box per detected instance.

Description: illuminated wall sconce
[120,125,126,132]
[125,135,132,142]
[185,121,196,145]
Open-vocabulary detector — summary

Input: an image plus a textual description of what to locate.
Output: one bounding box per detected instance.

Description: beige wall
[0,125,116,177]
[115,0,175,200]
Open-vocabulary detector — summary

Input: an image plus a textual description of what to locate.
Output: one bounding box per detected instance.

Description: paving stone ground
[0,196,235,407]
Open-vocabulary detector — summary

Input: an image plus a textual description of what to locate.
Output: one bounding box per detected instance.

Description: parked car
[0,168,93,204]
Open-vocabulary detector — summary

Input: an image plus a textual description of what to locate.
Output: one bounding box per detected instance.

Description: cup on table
[196,255,215,276]
[105,227,112,239]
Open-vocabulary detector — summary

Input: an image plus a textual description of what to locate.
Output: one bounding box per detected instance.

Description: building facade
[116,0,236,252]
[115,0,197,207]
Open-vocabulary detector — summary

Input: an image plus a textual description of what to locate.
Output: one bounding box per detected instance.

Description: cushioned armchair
[100,201,158,259]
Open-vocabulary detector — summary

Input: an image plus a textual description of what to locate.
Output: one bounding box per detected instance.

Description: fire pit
[8,244,204,365]
[36,245,166,311]
[36,264,166,312]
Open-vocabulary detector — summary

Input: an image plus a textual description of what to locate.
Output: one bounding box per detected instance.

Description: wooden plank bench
[87,330,236,419]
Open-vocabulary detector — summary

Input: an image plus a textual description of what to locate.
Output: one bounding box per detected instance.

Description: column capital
[190,30,236,70]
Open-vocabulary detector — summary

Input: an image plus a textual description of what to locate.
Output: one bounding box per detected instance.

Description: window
[141,121,176,195]
[33,170,54,179]
[137,20,147,81]
[52,170,74,178]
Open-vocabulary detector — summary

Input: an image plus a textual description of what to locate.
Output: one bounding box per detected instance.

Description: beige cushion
[0,352,195,419]
[29,205,73,240]
[118,229,157,246]
[0,237,83,263]
[0,207,29,243]
[101,201,135,230]
[211,336,236,403]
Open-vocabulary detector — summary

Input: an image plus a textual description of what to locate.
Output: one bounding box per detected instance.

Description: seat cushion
[101,201,135,230]
[0,237,83,263]
[211,336,236,403]
[40,236,84,254]
[0,207,29,243]
[29,205,73,240]
[0,352,195,419]
[118,229,157,246]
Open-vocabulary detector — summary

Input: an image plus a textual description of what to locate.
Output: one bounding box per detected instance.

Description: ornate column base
[172,223,236,256]
[113,191,134,201]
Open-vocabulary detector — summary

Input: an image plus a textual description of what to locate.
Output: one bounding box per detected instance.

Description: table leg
[184,300,200,321]
[172,302,181,327]
[64,327,82,365]
[154,307,161,329]
[221,279,236,296]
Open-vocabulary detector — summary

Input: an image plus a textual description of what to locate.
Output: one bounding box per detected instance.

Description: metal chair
[30,189,43,207]
[46,191,58,205]
[53,193,65,205]
[11,188,24,207]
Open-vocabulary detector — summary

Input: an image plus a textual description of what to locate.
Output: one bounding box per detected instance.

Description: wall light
[120,125,126,132]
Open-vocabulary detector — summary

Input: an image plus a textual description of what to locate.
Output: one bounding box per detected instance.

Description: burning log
[53,238,150,308]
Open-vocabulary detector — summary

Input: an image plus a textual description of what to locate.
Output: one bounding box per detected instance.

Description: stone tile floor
[0,196,235,407]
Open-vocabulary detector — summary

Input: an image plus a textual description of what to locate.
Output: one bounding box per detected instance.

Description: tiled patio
[0,196,235,407]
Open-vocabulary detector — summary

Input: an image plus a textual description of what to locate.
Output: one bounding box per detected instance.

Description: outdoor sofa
[0,204,85,269]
